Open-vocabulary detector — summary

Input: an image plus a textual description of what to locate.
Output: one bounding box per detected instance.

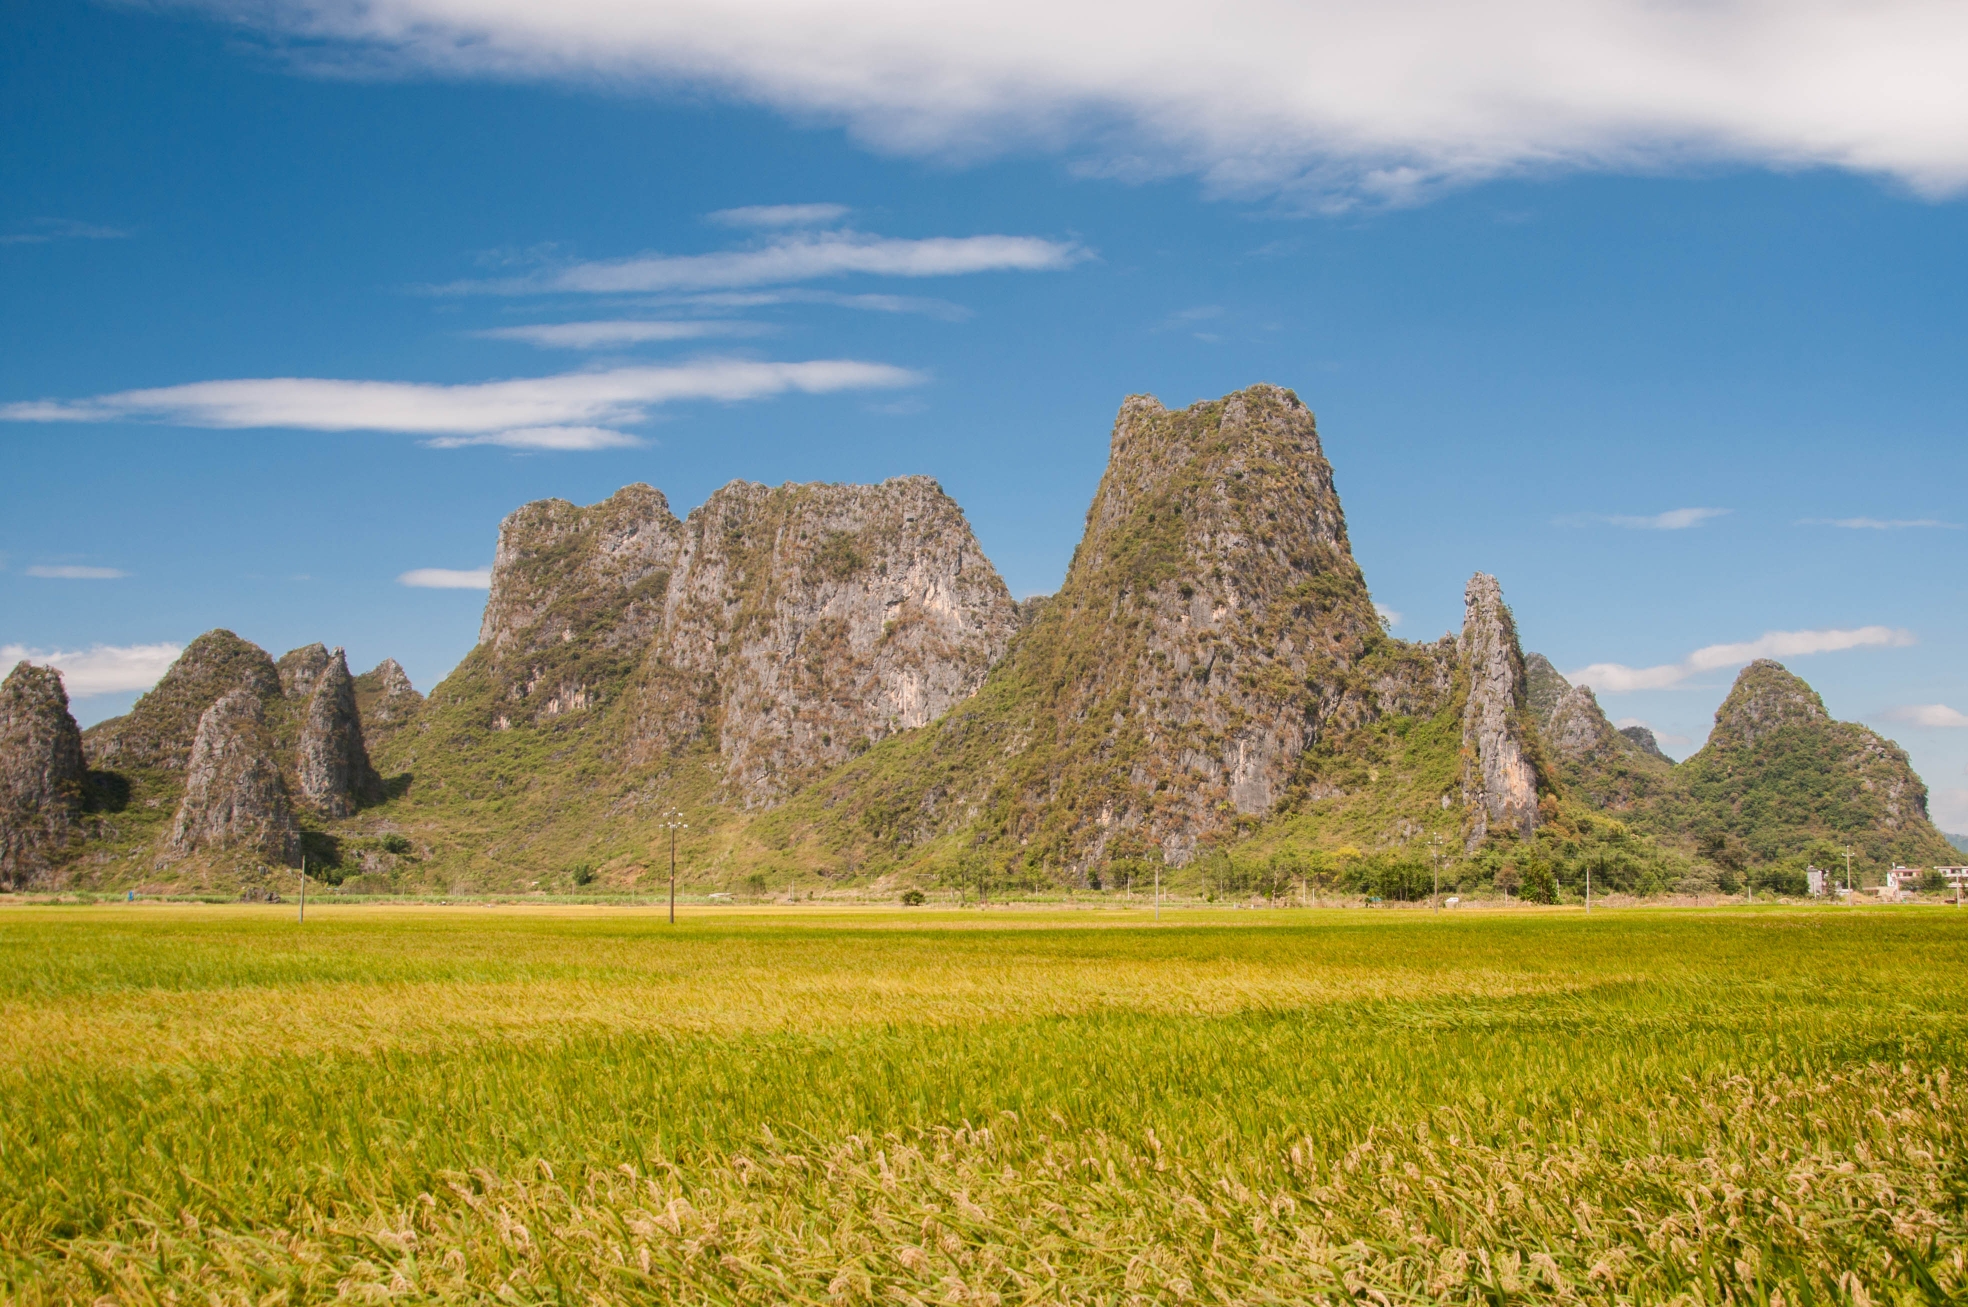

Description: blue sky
[5,0,1967,826]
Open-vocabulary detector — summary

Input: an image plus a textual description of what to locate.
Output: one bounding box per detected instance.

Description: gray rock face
[354,658,421,740]
[1546,682,1625,762]
[634,476,1020,802]
[85,630,281,772]
[1706,658,1831,750]
[1458,573,1543,847]
[277,643,332,700]
[0,662,87,888]
[297,648,379,817]
[170,689,300,865]
[1522,653,1571,731]
[1620,724,1669,760]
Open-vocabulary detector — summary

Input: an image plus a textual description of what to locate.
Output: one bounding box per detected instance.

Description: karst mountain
[0,384,1951,896]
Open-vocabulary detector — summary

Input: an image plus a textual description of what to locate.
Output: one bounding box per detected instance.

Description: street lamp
[660,809,687,924]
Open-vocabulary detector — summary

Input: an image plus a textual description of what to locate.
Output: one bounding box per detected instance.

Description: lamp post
[660,809,687,924]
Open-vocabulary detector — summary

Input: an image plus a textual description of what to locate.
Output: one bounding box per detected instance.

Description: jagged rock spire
[354,658,421,742]
[277,643,332,700]
[84,630,281,772]
[0,662,86,889]
[1459,573,1542,848]
[297,648,380,817]
[170,688,300,865]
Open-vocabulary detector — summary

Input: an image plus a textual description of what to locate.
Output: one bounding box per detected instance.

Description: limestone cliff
[793,385,1386,869]
[1535,671,1679,814]
[478,483,683,725]
[86,631,282,772]
[633,476,1019,801]
[1458,574,1547,847]
[1668,660,1955,866]
[353,658,421,741]
[296,648,380,817]
[0,663,86,888]
[169,688,301,865]
[1621,725,1669,760]
[277,643,332,701]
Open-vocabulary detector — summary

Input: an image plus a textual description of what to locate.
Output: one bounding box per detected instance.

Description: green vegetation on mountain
[3,386,1956,898]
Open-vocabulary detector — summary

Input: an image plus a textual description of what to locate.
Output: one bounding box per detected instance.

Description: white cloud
[444,232,1082,294]
[669,289,973,320]
[1374,604,1402,629]
[185,0,1968,204]
[24,565,128,579]
[0,358,923,440]
[1799,517,1962,530]
[1,642,182,696]
[398,567,492,589]
[1880,703,1968,728]
[424,426,645,450]
[478,320,770,348]
[0,219,133,246]
[1570,625,1915,693]
[1600,508,1729,530]
[708,203,850,228]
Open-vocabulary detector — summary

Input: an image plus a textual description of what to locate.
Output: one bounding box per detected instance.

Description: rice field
[1,902,1964,1304]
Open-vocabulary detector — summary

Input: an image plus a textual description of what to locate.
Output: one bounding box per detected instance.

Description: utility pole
[1430,836,1441,913]
[1844,845,1853,896]
[1155,863,1161,922]
[298,855,306,924]
[660,809,687,924]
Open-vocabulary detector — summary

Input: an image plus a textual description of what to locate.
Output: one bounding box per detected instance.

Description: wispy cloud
[1559,507,1729,531]
[2,642,181,696]
[477,320,770,349]
[1799,517,1962,531]
[667,289,972,320]
[708,203,850,228]
[424,427,644,451]
[0,358,922,445]
[24,565,128,579]
[443,232,1082,295]
[398,567,492,589]
[1880,704,1968,728]
[1374,604,1402,629]
[202,0,1968,206]
[1569,625,1915,693]
[0,218,133,247]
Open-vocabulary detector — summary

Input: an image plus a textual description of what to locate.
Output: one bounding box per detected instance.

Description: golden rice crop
[1,903,1963,1303]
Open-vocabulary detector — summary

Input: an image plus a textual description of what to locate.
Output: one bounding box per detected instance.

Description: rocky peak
[297,648,380,817]
[277,643,332,699]
[85,630,281,772]
[1522,652,1570,730]
[170,688,300,865]
[1706,659,1831,751]
[1458,573,1543,847]
[972,384,1379,864]
[353,658,421,740]
[0,662,87,888]
[1545,682,1625,762]
[636,475,1019,802]
[1620,725,1669,760]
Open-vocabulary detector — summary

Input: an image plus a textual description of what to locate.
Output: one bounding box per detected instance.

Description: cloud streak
[1569,625,1915,693]
[1560,507,1728,530]
[0,358,923,443]
[0,218,133,246]
[190,0,1968,204]
[2,642,182,696]
[1799,517,1962,530]
[478,320,770,348]
[24,565,128,579]
[447,232,1082,294]
[709,203,850,228]
[398,567,492,589]
[1880,704,1968,728]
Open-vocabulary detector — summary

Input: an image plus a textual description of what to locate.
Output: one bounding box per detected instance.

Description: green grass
[2,903,1965,1302]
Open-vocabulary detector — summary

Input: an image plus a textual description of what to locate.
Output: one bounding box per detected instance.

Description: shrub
[900,888,926,906]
